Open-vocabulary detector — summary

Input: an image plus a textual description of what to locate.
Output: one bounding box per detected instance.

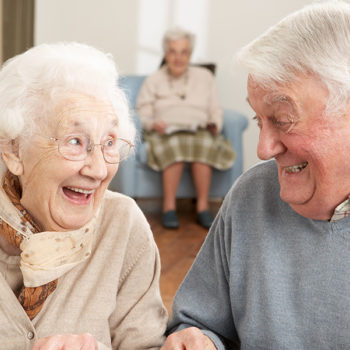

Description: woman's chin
[46,213,93,232]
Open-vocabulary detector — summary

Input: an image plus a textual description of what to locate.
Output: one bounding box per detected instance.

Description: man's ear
[1,150,24,176]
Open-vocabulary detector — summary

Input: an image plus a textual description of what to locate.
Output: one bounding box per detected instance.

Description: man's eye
[253,116,262,128]
[271,116,298,134]
[274,119,290,127]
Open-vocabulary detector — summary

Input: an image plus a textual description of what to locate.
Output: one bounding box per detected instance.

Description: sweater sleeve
[167,200,239,349]
[108,222,168,350]
[136,75,157,131]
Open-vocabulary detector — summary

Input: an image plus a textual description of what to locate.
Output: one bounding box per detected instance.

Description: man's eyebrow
[270,94,292,104]
[269,94,298,110]
[246,94,298,112]
[245,97,252,107]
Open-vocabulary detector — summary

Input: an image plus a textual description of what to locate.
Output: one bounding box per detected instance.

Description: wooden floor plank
[146,207,212,315]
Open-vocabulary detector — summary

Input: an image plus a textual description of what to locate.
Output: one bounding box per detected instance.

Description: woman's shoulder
[103,189,137,209]
[100,191,157,277]
[189,65,214,80]
[102,190,147,223]
[100,190,153,243]
[144,65,168,83]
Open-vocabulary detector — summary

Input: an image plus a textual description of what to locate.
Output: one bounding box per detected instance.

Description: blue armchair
[108,75,249,198]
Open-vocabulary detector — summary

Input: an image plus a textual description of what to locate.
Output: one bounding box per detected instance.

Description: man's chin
[279,190,311,207]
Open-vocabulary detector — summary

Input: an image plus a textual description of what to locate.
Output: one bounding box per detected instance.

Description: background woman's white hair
[162,27,195,53]
[0,42,135,147]
[236,0,350,116]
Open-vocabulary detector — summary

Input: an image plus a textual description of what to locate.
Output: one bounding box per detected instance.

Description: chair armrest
[221,109,249,176]
[222,109,249,140]
[108,111,143,196]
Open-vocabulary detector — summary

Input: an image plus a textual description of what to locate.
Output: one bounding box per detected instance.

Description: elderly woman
[0,42,167,349]
[161,1,350,349]
[136,27,235,229]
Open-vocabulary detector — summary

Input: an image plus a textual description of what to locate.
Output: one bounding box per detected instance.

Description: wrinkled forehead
[247,76,299,112]
[50,93,118,132]
[168,37,191,50]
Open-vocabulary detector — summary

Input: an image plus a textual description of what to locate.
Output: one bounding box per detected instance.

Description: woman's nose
[257,125,286,160]
[82,146,108,180]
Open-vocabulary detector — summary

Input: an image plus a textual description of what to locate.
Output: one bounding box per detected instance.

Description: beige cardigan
[0,189,167,349]
[136,65,223,132]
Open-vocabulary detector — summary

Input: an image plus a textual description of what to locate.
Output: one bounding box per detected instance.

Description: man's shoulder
[237,160,278,188]
[224,160,280,207]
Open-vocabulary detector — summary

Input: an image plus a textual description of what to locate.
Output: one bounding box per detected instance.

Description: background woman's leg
[162,162,185,212]
[191,162,212,212]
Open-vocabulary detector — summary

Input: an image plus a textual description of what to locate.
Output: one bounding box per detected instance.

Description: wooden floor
[140,199,222,315]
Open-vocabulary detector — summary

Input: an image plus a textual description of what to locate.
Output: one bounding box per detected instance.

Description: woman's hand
[161,327,217,349]
[32,333,98,350]
[206,123,218,135]
[152,120,168,134]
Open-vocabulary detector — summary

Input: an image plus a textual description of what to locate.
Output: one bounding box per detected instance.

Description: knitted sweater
[136,65,223,132]
[169,160,350,349]
[0,189,167,350]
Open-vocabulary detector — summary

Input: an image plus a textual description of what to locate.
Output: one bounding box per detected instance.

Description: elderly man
[161,1,350,349]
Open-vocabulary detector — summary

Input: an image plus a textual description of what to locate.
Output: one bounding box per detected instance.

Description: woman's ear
[1,142,24,175]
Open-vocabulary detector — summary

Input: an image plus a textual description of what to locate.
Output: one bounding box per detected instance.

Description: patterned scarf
[0,170,57,320]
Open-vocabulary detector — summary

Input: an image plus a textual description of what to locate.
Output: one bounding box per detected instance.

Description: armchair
[108,75,249,198]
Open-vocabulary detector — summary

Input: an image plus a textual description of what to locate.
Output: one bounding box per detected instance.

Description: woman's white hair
[236,0,350,116]
[162,27,195,53]
[0,42,135,148]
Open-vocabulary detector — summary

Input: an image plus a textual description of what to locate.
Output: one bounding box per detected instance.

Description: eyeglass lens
[57,135,131,163]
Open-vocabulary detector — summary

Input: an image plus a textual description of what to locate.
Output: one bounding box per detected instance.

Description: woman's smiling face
[14,93,119,231]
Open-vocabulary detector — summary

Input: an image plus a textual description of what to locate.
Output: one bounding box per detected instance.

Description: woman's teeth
[66,187,94,194]
[285,162,308,173]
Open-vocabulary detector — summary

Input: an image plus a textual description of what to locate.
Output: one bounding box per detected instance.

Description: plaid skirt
[143,129,236,171]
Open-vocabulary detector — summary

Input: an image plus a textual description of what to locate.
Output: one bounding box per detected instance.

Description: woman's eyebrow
[62,116,119,129]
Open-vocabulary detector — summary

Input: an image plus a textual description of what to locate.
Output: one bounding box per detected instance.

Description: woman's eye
[67,137,84,146]
[104,138,115,147]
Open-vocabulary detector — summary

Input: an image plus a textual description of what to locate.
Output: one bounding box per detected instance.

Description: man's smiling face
[247,74,350,220]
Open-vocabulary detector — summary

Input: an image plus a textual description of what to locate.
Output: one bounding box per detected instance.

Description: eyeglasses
[50,134,134,164]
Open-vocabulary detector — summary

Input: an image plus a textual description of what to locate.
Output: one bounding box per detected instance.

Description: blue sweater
[168,160,350,349]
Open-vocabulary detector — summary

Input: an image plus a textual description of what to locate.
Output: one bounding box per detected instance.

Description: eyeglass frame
[49,134,134,164]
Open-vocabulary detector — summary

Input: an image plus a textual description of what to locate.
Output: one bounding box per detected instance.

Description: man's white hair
[237,1,350,116]
[162,27,196,53]
[0,42,135,147]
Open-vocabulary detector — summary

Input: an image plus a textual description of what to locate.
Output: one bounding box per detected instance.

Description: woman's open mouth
[284,162,308,174]
[63,186,94,203]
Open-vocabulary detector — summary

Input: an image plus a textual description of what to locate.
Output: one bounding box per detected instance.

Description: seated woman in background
[136,27,235,229]
[0,42,167,349]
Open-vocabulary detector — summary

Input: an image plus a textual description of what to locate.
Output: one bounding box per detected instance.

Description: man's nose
[257,125,286,160]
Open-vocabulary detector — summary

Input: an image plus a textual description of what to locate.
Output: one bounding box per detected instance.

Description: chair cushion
[119,75,146,108]
[136,142,148,164]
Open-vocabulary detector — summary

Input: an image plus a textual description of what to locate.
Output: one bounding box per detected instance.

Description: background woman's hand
[206,123,218,135]
[152,120,168,134]
[161,327,217,349]
[32,333,98,350]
